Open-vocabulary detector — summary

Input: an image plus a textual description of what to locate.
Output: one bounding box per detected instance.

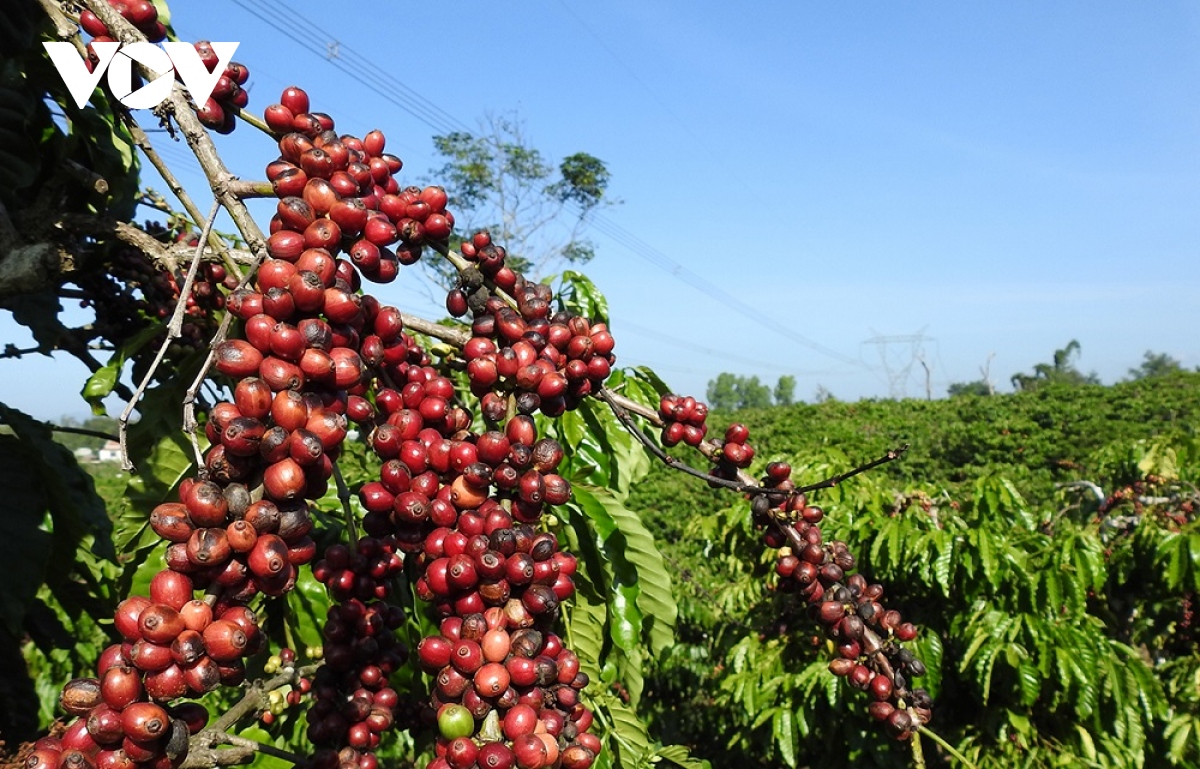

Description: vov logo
[42,41,240,110]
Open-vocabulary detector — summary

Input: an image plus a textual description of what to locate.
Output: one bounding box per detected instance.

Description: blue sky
[4,1,1199,420]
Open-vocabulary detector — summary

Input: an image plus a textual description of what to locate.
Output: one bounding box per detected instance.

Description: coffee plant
[627,381,1200,768]
[4,2,1198,769]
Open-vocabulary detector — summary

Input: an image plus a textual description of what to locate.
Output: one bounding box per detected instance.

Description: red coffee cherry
[121,702,170,742]
[202,620,248,662]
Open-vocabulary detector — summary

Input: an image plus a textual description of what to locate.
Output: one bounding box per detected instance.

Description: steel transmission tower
[861,329,936,399]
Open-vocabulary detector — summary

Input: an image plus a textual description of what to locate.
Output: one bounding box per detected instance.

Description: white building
[98,440,122,463]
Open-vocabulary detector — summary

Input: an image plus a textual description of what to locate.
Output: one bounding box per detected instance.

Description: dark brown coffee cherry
[150,504,194,543]
[186,528,231,566]
[885,708,914,739]
[182,656,221,693]
[60,677,102,716]
[170,629,206,666]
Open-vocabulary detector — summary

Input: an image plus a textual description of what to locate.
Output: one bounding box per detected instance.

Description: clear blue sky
[4,1,1199,421]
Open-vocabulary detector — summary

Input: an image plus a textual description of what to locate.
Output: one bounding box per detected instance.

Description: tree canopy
[430,113,613,279]
[1010,339,1100,391]
[1127,350,1186,380]
[706,372,790,410]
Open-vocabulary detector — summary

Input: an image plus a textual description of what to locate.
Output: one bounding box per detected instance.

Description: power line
[219,0,867,371]
[553,0,753,191]
[616,319,848,376]
[228,0,468,137]
[582,210,866,367]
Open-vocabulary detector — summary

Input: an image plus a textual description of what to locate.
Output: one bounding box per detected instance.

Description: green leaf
[773,708,797,768]
[558,270,610,323]
[81,366,119,416]
[974,528,999,589]
[931,533,954,595]
[1076,724,1098,762]
[284,566,330,653]
[623,366,673,399]
[566,582,608,681]
[1166,715,1194,762]
[1138,441,1179,480]
[597,693,651,767]
[1166,533,1187,590]
[1018,659,1041,706]
[652,744,710,769]
[81,323,163,415]
[573,485,677,657]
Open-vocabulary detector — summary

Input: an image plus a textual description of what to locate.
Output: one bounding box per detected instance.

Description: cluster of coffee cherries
[37,243,365,769]
[42,144,423,765]
[192,41,251,135]
[305,539,409,764]
[152,477,317,599]
[458,283,617,420]
[260,86,452,283]
[356,410,574,566]
[338,339,601,768]
[36,284,349,769]
[713,423,756,473]
[27,685,206,769]
[71,227,228,380]
[657,394,709,448]
[344,296,602,765]
[260,648,313,726]
[383,419,596,767]
[651,401,933,739]
[750,471,931,739]
[419,611,598,769]
[32,563,265,769]
[412,497,576,620]
[79,0,166,46]
[448,231,520,306]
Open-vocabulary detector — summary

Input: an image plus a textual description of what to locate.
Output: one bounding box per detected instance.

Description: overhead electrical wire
[616,319,854,377]
[222,0,866,371]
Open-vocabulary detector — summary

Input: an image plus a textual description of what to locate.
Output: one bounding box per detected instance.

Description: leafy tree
[1010,339,1100,391]
[774,375,796,406]
[429,113,614,280]
[706,372,773,410]
[1127,350,1185,380]
[706,372,737,410]
[947,379,991,397]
